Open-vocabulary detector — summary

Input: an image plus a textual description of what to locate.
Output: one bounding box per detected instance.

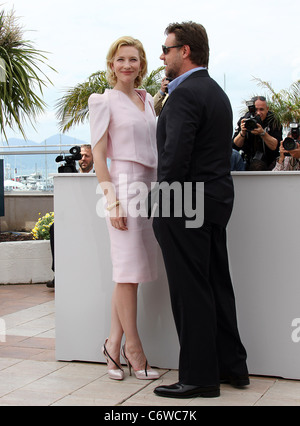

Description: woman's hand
[109,203,128,231]
[277,141,286,164]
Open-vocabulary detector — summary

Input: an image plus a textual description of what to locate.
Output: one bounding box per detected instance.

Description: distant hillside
[4,133,88,148]
[1,134,89,177]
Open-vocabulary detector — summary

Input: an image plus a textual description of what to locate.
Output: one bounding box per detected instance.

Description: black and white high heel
[121,344,160,380]
[102,339,124,381]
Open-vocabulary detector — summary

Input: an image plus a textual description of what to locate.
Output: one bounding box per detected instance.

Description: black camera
[55,146,82,173]
[244,100,262,131]
[282,123,300,154]
[283,137,297,151]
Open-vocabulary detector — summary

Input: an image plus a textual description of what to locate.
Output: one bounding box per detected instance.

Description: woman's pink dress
[88,89,158,283]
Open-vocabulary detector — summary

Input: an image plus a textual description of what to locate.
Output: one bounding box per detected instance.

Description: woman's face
[111,45,141,86]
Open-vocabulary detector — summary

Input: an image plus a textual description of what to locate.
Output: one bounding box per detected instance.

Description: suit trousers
[50,223,54,272]
[153,217,248,386]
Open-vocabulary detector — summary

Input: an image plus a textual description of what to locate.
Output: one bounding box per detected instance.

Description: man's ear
[182,45,191,59]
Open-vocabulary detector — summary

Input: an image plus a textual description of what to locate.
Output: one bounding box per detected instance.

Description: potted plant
[0,212,54,284]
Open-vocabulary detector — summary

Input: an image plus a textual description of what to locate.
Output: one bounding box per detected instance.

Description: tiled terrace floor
[0,284,300,406]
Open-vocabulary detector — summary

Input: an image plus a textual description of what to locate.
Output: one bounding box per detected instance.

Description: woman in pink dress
[88,36,159,381]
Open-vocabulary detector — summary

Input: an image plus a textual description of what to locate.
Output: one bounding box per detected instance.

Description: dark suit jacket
[156,69,234,228]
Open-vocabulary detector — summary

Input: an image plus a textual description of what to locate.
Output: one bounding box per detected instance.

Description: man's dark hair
[165,21,209,67]
[252,96,267,103]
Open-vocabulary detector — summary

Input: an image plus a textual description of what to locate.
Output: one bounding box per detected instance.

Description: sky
[2,0,300,144]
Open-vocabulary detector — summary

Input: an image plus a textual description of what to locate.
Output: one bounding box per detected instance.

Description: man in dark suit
[152,22,249,399]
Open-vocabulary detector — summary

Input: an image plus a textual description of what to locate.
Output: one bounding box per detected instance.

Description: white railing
[0,144,81,192]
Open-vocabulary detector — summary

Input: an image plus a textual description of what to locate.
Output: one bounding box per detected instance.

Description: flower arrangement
[31,212,54,240]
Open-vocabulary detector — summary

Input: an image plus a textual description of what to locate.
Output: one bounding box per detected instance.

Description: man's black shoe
[46,279,55,289]
[220,376,250,387]
[154,382,220,399]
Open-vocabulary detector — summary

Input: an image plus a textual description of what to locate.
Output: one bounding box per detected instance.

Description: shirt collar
[168,67,207,95]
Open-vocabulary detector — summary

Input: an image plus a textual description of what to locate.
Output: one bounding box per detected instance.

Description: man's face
[79,147,93,172]
[255,100,269,121]
[160,33,183,80]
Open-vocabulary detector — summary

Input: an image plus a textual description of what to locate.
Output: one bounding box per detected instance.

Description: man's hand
[250,123,264,136]
[160,77,169,94]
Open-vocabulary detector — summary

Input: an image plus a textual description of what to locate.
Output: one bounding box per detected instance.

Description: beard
[165,59,181,81]
[79,162,92,172]
[165,67,179,81]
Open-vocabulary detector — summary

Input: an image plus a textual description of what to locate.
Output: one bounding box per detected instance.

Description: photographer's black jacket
[233,111,282,167]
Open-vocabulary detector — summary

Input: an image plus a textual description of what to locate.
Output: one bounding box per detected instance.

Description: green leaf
[0,7,56,143]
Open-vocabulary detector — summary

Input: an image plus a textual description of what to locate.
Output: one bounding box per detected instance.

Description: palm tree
[140,66,165,96]
[0,8,55,142]
[56,66,165,133]
[241,77,300,129]
[56,71,111,133]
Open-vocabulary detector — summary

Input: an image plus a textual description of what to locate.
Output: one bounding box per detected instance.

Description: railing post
[0,159,4,217]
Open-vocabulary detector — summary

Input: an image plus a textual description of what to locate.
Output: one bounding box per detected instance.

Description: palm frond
[140,66,165,96]
[251,77,300,127]
[55,71,111,133]
[0,7,55,142]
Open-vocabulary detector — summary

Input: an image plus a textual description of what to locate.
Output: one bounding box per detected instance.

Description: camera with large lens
[290,122,300,141]
[244,100,262,131]
[283,137,297,151]
[55,146,82,173]
[282,123,300,155]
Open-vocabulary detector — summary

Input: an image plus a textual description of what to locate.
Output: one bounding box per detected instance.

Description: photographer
[273,123,300,171]
[79,144,94,173]
[47,144,94,289]
[153,76,171,116]
[233,96,282,170]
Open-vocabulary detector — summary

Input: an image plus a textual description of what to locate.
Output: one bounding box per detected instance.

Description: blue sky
[2,0,300,143]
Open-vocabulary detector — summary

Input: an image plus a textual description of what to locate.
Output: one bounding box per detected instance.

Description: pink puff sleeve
[88,92,110,150]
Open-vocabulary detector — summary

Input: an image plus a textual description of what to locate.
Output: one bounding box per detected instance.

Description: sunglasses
[162,44,183,55]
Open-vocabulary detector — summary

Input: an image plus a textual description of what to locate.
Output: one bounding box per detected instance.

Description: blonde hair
[106,36,148,88]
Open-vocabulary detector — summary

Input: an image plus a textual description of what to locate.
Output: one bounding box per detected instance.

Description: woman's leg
[105,282,146,371]
[114,282,148,371]
[105,284,124,369]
